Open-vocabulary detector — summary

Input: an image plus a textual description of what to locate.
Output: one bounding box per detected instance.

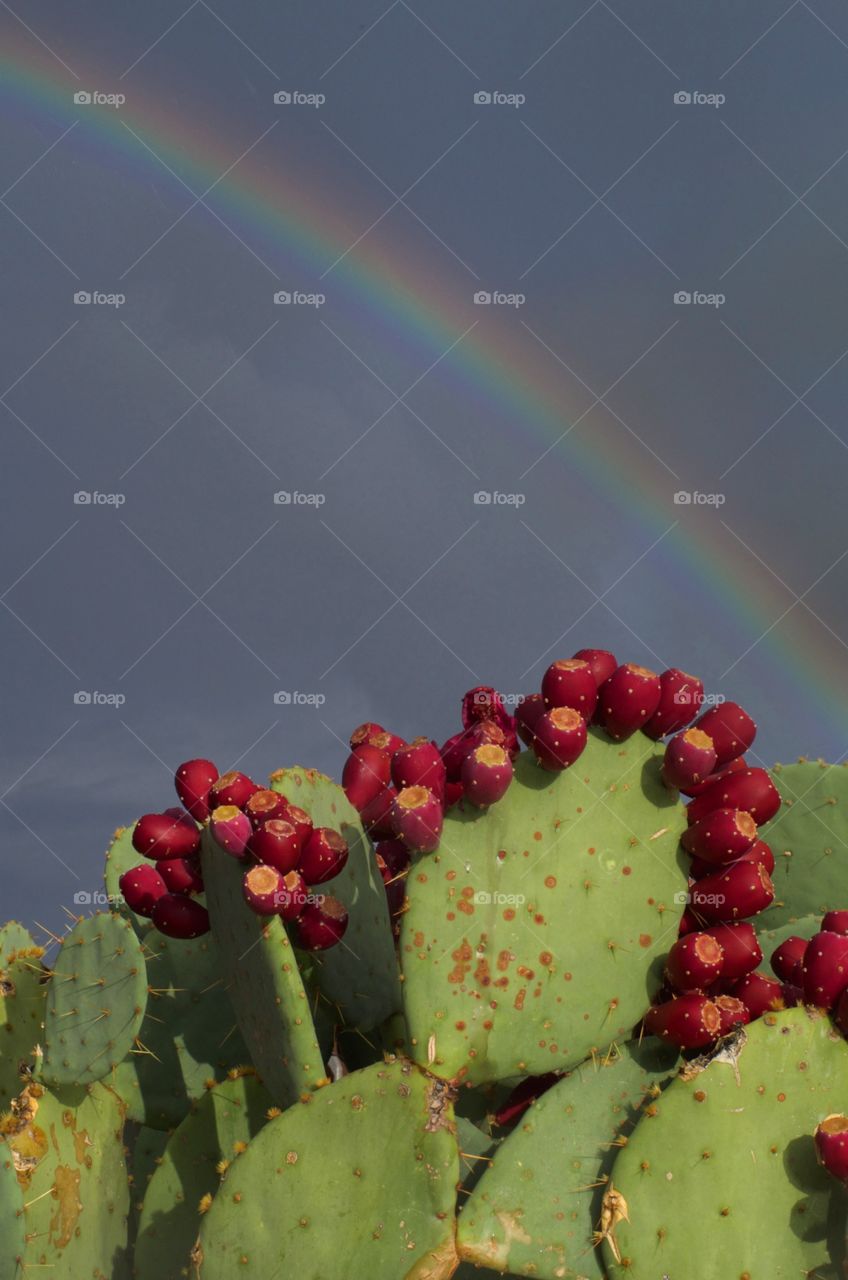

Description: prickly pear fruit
[157,855,203,895]
[801,930,848,1009]
[693,700,756,765]
[295,894,349,949]
[248,818,302,873]
[643,667,704,738]
[541,658,598,717]
[175,757,218,821]
[151,893,210,938]
[343,744,391,811]
[704,921,762,980]
[244,787,290,827]
[599,663,661,740]
[298,827,349,884]
[665,932,724,993]
[461,743,513,806]
[119,863,168,917]
[208,770,260,810]
[133,810,200,860]
[814,1114,848,1184]
[688,837,774,881]
[572,646,617,686]
[532,705,587,770]
[686,767,780,825]
[210,804,252,857]
[242,864,289,916]
[644,994,721,1048]
[391,785,443,852]
[822,909,848,935]
[731,970,785,1016]
[681,808,758,864]
[514,692,545,745]
[690,859,774,922]
[662,727,716,789]
[771,935,808,984]
[391,737,446,798]
[714,993,751,1033]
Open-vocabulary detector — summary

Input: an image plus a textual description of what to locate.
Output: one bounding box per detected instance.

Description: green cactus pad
[111,926,250,1130]
[457,1039,679,1278]
[127,1122,171,1244]
[0,950,46,1110]
[200,831,328,1108]
[104,823,152,933]
[195,1059,460,1280]
[401,729,688,1084]
[135,1071,272,1280]
[0,1081,130,1276]
[0,1134,25,1280]
[763,761,848,929]
[604,1008,848,1277]
[41,911,148,1087]
[0,921,37,962]
[270,766,401,1029]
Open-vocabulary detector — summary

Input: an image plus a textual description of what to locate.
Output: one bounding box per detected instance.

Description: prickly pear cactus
[0,1136,24,1280]
[401,731,688,1084]
[0,944,45,1109]
[764,760,848,928]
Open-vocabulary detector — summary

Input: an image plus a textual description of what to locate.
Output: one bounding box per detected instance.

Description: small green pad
[764,761,848,929]
[605,1008,848,1277]
[104,823,151,934]
[0,951,46,1110]
[458,1039,679,1278]
[135,1071,272,1279]
[195,1060,460,1280]
[41,911,148,1087]
[0,1135,25,1280]
[126,1122,171,1243]
[0,921,37,963]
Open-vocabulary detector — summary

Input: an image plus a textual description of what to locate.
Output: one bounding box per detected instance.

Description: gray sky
[2,0,848,929]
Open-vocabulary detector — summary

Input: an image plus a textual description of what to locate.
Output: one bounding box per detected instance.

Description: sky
[2,0,848,929]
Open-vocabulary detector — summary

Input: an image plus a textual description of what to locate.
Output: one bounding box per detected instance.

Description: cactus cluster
[3,646,848,1278]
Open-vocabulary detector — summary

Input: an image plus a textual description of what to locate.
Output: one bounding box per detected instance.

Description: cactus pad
[0,1136,25,1280]
[764,761,848,928]
[41,911,148,1087]
[0,950,45,1109]
[604,1008,848,1276]
[0,921,37,962]
[401,730,688,1084]
[195,1059,460,1280]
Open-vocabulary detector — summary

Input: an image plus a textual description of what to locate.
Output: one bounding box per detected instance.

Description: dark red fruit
[342,744,391,812]
[643,669,705,739]
[693,701,756,766]
[704,922,761,980]
[802,931,848,1009]
[492,1073,559,1127]
[666,932,724,993]
[248,819,302,874]
[462,687,511,731]
[119,863,168,918]
[714,994,751,1034]
[461,744,513,807]
[662,728,717,791]
[350,723,406,755]
[678,756,749,798]
[688,838,774,881]
[158,856,203,896]
[677,908,700,936]
[244,789,290,829]
[210,805,252,858]
[391,738,446,799]
[644,995,721,1048]
[573,648,617,687]
[814,1115,848,1184]
[359,785,398,839]
[391,786,443,853]
[349,721,383,749]
[151,894,210,939]
[730,970,785,1017]
[441,731,472,782]
[515,693,545,746]
[445,780,465,808]
[681,809,758,865]
[469,717,519,760]
[686,768,780,826]
[822,910,848,936]
[532,706,587,771]
[132,811,200,861]
[375,838,412,881]
[295,895,349,950]
[242,864,288,917]
[541,659,598,718]
[599,664,661,740]
[174,758,218,822]
[209,771,260,811]
[690,861,774,922]
[771,935,808,985]
[275,870,309,921]
[285,805,313,847]
[298,828,349,885]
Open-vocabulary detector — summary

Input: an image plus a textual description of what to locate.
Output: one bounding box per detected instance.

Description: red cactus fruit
[644,995,722,1048]
[375,838,411,881]
[350,723,406,755]
[174,758,218,822]
[285,805,313,846]
[342,744,392,811]
[801,931,848,1009]
[295,895,349,950]
[470,717,520,760]
[515,693,545,746]
[461,744,513,807]
[462,686,511,731]
[151,894,210,939]
[245,789,290,829]
[391,738,446,799]
[572,648,617,687]
[822,910,848,936]
[714,994,751,1034]
[275,870,309,921]
[492,1073,559,1127]
[662,728,717,791]
[119,864,168,918]
[445,780,465,808]
[685,768,780,826]
[242,864,289,917]
[703,922,762,981]
[598,664,662,740]
[158,856,204,896]
[679,756,750,798]
[248,819,302,874]
[771,935,808,985]
[298,828,349,885]
[677,908,701,936]
[688,837,774,881]
[349,721,384,749]
[693,701,756,766]
[690,860,774,923]
[210,805,252,858]
[532,706,588,772]
[209,771,260,811]
[132,811,200,861]
[441,731,472,782]
[643,668,705,739]
[681,809,758,865]
[666,932,725,993]
[359,785,398,839]
[730,970,785,1017]
[391,786,443,853]
[814,1115,848,1184]
[541,659,598,718]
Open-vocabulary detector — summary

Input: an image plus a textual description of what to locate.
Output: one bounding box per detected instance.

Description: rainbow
[2,29,845,744]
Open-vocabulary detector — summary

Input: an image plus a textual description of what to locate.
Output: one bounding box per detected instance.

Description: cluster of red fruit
[118,760,349,950]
